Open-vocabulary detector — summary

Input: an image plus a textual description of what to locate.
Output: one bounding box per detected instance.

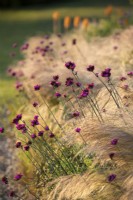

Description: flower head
[0,127,4,133]
[120,76,127,81]
[87,65,95,72]
[75,127,81,132]
[15,141,22,148]
[45,126,49,131]
[80,88,89,97]
[16,124,27,133]
[127,71,133,77]
[53,75,59,81]
[109,152,115,160]
[13,114,22,124]
[1,176,8,184]
[50,80,61,88]
[24,145,30,151]
[31,133,36,139]
[65,61,76,71]
[111,138,118,145]
[34,85,41,91]
[65,77,74,86]
[9,191,15,197]
[88,83,94,89]
[33,102,38,107]
[55,92,61,98]
[76,82,82,87]
[49,132,55,138]
[108,174,116,182]
[72,111,80,118]
[14,173,23,181]
[101,68,111,78]
[38,131,44,137]
[72,39,77,45]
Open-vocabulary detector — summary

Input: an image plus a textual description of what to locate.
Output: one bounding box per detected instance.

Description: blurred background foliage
[0,0,130,8]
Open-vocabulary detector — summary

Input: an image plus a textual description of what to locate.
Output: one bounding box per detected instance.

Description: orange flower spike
[64,16,71,29]
[52,11,60,21]
[104,5,113,16]
[82,18,89,30]
[73,16,80,28]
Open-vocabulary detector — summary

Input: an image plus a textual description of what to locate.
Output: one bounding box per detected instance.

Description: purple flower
[31,133,36,139]
[72,111,80,118]
[88,83,94,89]
[80,88,89,97]
[76,82,82,87]
[20,43,29,51]
[50,80,61,88]
[109,153,115,160]
[101,68,111,78]
[34,84,41,91]
[127,71,133,77]
[13,114,22,124]
[65,77,74,86]
[14,173,23,181]
[15,141,22,148]
[16,82,23,90]
[24,145,30,151]
[75,128,81,132]
[1,176,8,184]
[111,139,118,145]
[72,39,77,45]
[53,75,59,81]
[0,127,4,133]
[9,191,15,197]
[45,126,49,131]
[65,61,76,71]
[122,84,129,90]
[55,92,61,98]
[33,102,38,107]
[38,131,44,136]
[16,124,27,133]
[120,76,126,81]
[108,174,116,182]
[31,116,39,127]
[49,132,55,138]
[87,65,95,72]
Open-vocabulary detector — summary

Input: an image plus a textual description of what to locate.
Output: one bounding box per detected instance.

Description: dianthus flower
[14,173,23,181]
[65,77,74,86]
[65,61,76,71]
[87,65,95,72]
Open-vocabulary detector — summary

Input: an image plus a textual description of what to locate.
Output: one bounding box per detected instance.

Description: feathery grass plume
[81,18,89,31]
[73,16,80,28]
[52,11,60,34]
[104,5,113,16]
[64,16,71,31]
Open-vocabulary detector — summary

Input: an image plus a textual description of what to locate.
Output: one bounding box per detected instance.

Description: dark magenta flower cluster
[65,61,76,71]
[101,68,111,78]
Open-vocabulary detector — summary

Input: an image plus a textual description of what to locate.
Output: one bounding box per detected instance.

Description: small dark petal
[27,141,32,145]
[55,92,61,98]
[15,141,22,148]
[75,128,81,132]
[127,71,133,77]
[111,139,118,145]
[14,173,23,181]
[0,127,4,133]
[38,131,44,136]
[24,145,30,151]
[65,61,76,71]
[33,102,38,107]
[108,174,116,182]
[45,126,49,131]
[31,133,36,139]
[120,76,127,81]
[34,85,41,91]
[109,153,115,159]
[49,132,55,138]
[87,65,95,72]
[76,82,82,87]
[72,39,77,45]
[53,75,59,81]
[72,111,80,118]
[9,191,15,197]
[1,176,8,184]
